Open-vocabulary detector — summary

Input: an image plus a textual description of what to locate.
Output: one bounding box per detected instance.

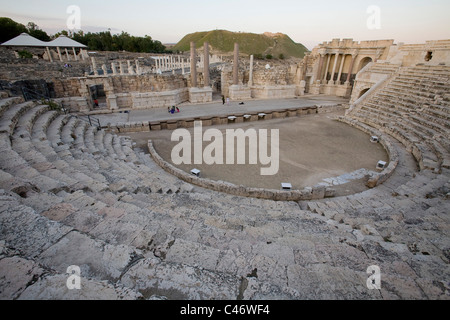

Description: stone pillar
[46,47,53,62]
[346,54,357,84]
[135,60,140,75]
[57,47,63,62]
[329,53,339,84]
[91,57,99,76]
[182,58,185,75]
[233,43,239,85]
[102,64,108,75]
[323,54,331,82]
[190,42,197,87]
[119,61,124,75]
[249,54,254,86]
[337,54,345,85]
[127,60,135,74]
[315,53,325,83]
[80,49,86,61]
[203,42,210,87]
[112,62,118,75]
[64,48,70,62]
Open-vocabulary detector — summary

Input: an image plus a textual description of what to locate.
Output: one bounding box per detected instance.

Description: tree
[0,17,27,43]
[26,22,51,41]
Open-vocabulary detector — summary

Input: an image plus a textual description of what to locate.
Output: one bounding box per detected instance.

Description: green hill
[172,30,309,58]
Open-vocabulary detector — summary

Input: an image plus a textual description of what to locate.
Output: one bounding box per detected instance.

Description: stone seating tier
[0,91,449,300]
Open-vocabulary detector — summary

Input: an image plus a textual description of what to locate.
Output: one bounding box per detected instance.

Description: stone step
[0,101,36,135]
[0,96,24,117]
[13,105,51,139]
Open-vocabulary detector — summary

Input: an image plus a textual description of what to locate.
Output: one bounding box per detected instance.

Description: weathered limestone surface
[0,60,449,300]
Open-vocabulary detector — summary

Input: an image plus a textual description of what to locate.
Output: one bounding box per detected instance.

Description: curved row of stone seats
[27,109,110,193]
[0,96,24,117]
[352,108,441,171]
[0,132,66,194]
[348,65,450,172]
[0,191,248,300]
[1,95,449,299]
[0,97,389,299]
[17,103,184,195]
[365,62,401,75]
[2,137,383,300]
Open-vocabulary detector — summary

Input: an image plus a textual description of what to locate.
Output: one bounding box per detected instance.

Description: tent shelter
[1,33,88,62]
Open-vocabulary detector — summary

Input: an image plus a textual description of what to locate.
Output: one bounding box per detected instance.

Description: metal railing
[21,87,101,128]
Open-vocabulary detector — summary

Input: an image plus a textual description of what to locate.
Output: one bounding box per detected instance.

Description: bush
[40,98,61,111]
[265,54,273,60]
[279,53,285,60]
[17,50,33,59]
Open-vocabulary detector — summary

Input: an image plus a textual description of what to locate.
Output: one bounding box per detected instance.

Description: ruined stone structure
[0,37,449,300]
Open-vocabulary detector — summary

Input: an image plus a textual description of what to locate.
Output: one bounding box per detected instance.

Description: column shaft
[233,43,239,85]
[323,54,331,82]
[190,42,197,87]
[346,55,357,83]
[330,53,339,84]
[203,42,210,87]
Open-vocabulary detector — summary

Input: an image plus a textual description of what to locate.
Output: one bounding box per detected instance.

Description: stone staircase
[0,93,449,300]
[347,65,450,172]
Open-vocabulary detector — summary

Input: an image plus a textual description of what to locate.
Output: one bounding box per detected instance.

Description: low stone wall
[337,116,399,188]
[251,85,296,99]
[130,88,189,109]
[110,105,325,133]
[189,87,213,104]
[54,97,90,112]
[147,140,336,201]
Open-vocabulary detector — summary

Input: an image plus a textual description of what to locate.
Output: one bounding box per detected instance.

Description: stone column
[112,62,118,75]
[346,54,357,84]
[248,54,254,86]
[323,54,331,82]
[46,47,53,62]
[182,58,185,75]
[64,48,70,61]
[315,53,325,83]
[135,60,140,75]
[337,54,345,85]
[127,60,135,74]
[72,47,78,61]
[119,61,124,75]
[329,53,340,84]
[102,64,108,75]
[91,57,99,76]
[203,42,210,87]
[190,42,197,87]
[233,43,239,85]
[57,47,63,62]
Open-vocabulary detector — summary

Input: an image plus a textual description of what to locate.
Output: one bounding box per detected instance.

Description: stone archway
[357,57,373,72]
[358,87,370,99]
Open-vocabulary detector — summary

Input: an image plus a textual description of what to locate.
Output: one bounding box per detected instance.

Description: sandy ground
[123,110,389,194]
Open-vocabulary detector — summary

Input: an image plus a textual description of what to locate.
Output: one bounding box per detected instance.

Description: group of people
[168,106,180,114]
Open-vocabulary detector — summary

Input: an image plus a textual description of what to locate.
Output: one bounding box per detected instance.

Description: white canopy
[1,33,87,48]
[1,33,47,47]
[48,36,87,48]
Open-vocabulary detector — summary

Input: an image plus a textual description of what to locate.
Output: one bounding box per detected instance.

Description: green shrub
[265,54,273,60]
[41,98,62,111]
[17,50,33,59]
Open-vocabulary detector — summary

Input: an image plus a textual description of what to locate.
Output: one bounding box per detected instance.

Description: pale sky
[1,0,449,50]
